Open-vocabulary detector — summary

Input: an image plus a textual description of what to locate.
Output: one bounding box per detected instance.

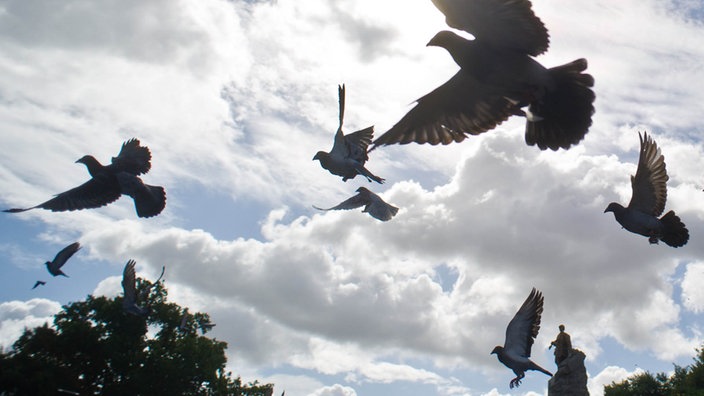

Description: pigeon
[4,138,166,218]
[179,312,189,332]
[32,280,46,289]
[491,288,552,389]
[313,85,384,183]
[314,187,399,221]
[45,242,81,277]
[121,259,155,316]
[371,0,595,151]
[604,132,688,247]
[199,319,216,334]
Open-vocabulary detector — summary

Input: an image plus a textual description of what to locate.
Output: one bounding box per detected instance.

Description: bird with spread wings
[4,138,166,218]
[313,85,384,183]
[314,187,399,222]
[371,0,595,151]
[604,132,688,247]
[45,242,81,277]
[491,288,552,389]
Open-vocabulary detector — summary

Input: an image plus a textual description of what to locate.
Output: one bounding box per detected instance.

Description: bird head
[604,202,622,214]
[313,151,327,161]
[356,187,370,194]
[490,346,503,355]
[427,30,463,48]
[75,155,94,165]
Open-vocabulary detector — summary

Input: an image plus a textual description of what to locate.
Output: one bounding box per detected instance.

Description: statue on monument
[549,324,572,366]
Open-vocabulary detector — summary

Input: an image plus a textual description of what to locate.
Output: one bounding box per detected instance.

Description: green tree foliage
[0,276,273,396]
[604,346,704,396]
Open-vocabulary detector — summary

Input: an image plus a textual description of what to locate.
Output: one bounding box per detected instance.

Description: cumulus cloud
[681,262,704,313]
[0,298,61,349]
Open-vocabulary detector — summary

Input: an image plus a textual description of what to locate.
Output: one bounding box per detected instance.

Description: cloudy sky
[1,0,704,395]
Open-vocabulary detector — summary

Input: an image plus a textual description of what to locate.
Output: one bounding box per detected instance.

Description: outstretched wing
[52,242,81,270]
[344,126,374,163]
[372,71,516,149]
[504,288,544,358]
[5,175,122,214]
[431,0,549,56]
[313,191,369,212]
[122,260,138,306]
[628,132,668,216]
[116,173,166,218]
[111,138,152,175]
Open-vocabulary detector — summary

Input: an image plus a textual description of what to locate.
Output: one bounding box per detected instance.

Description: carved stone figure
[549,324,572,366]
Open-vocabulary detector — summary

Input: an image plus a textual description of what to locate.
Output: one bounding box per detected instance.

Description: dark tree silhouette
[0,275,273,396]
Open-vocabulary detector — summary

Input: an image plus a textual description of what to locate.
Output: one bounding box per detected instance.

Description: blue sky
[2,0,704,395]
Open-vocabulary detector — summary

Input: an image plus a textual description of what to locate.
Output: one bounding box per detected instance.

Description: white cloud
[0,298,61,349]
[588,366,643,396]
[309,383,358,396]
[681,262,704,313]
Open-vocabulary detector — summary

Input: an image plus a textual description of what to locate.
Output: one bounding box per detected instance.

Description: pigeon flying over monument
[491,288,552,389]
[313,85,384,183]
[45,242,81,277]
[4,138,166,218]
[371,0,595,151]
[314,187,399,221]
[604,132,688,247]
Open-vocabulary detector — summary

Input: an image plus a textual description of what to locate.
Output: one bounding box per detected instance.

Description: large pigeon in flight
[4,138,166,218]
[313,85,384,184]
[371,0,595,151]
[45,242,81,277]
[604,132,688,247]
[491,288,552,388]
[314,187,399,222]
[121,260,165,317]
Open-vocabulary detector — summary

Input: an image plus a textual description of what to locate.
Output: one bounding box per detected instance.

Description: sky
[1,0,704,395]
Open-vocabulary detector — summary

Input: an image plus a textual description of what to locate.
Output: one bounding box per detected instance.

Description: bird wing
[372,71,516,148]
[344,126,374,163]
[628,132,668,216]
[122,259,138,305]
[504,288,544,358]
[431,0,549,56]
[313,191,369,212]
[111,138,152,175]
[30,175,122,213]
[52,242,81,270]
[367,198,399,222]
[115,173,166,218]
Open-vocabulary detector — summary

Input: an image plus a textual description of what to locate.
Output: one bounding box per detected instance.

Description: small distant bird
[4,138,166,218]
[371,0,594,151]
[491,288,552,389]
[604,132,688,247]
[199,319,216,334]
[179,312,189,332]
[45,242,81,277]
[313,85,384,184]
[32,280,46,289]
[314,187,399,221]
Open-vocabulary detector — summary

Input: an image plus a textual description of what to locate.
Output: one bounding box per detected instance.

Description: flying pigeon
[199,319,216,334]
[4,138,166,218]
[45,242,81,277]
[121,260,159,317]
[179,312,189,332]
[491,288,552,389]
[371,0,595,151]
[314,187,399,221]
[313,85,384,183]
[604,132,688,247]
[32,280,46,289]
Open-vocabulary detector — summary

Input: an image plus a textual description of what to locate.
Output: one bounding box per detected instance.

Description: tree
[0,275,273,396]
[604,346,704,396]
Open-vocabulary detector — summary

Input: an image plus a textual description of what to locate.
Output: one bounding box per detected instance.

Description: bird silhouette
[32,280,46,289]
[371,0,594,151]
[45,242,81,277]
[313,85,384,183]
[491,288,552,388]
[4,138,166,218]
[314,187,399,221]
[604,132,688,247]
[121,260,160,317]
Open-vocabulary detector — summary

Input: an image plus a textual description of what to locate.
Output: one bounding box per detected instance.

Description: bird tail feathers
[525,58,595,150]
[530,362,553,377]
[659,210,689,247]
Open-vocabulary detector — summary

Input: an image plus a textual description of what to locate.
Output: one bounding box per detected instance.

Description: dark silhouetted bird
[45,242,81,277]
[121,260,149,316]
[371,0,594,151]
[32,280,46,289]
[314,187,399,221]
[604,132,688,247]
[4,138,166,218]
[313,85,384,183]
[199,319,216,334]
[491,288,552,389]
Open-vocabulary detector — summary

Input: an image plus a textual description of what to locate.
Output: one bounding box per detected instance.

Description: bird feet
[648,231,660,244]
[509,377,522,389]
